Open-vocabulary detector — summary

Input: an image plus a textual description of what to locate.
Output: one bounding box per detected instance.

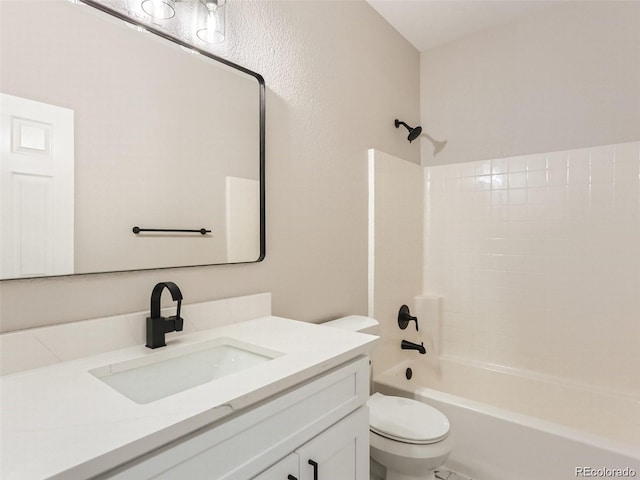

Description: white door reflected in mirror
[0,94,74,279]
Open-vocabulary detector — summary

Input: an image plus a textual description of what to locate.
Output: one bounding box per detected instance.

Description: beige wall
[420,1,640,166]
[0,0,420,332]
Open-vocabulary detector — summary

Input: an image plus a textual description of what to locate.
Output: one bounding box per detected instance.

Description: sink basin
[89,338,282,404]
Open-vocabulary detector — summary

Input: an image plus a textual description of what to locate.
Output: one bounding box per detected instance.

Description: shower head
[408,125,422,142]
[394,119,422,143]
[395,118,448,156]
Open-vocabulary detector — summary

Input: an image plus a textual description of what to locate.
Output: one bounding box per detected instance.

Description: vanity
[1,2,373,477]
[0,294,377,479]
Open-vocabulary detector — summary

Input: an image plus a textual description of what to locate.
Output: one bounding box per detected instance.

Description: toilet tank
[322,315,379,335]
[323,315,379,394]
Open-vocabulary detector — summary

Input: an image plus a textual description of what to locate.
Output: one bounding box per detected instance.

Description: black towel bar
[132,227,211,235]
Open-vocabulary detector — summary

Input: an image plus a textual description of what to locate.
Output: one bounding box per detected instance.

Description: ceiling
[366,0,561,51]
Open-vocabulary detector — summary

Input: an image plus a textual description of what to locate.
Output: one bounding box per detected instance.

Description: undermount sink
[89,338,282,404]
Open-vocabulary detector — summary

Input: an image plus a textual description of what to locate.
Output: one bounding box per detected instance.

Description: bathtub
[374,357,640,480]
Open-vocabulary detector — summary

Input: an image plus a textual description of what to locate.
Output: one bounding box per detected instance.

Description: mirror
[0,0,265,280]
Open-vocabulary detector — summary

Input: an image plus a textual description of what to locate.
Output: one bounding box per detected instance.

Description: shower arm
[394,117,447,154]
[395,120,412,131]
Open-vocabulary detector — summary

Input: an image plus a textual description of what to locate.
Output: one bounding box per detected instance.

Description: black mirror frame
[2,0,265,281]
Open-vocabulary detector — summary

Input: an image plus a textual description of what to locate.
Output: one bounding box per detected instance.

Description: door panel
[296,408,369,480]
[253,454,299,480]
[0,93,74,278]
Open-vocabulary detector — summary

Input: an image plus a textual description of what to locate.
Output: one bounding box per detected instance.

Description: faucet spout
[401,339,426,355]
[146,282,184,349]
[150,281,182,318]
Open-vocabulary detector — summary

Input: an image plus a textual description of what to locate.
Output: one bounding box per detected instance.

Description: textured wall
[420,2,640,166]
[0,0,420,332]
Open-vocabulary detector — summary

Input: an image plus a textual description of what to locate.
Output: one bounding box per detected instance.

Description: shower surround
[423,140,640,397]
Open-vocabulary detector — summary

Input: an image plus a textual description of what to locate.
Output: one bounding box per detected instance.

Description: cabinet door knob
[308,459,318,480]
[287,476,297,480]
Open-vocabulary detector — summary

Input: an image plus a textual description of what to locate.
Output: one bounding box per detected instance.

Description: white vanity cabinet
[255,407,369,480]
[101,356,370,480]
[253,454,298,480]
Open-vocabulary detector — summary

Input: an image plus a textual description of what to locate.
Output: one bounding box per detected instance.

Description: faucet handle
[174,316,184,331]
[174,300,183,331]
[398,305,419,331]
[171,300,183,332]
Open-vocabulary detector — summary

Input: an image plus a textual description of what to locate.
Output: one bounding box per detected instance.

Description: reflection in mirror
[0,0,264,280]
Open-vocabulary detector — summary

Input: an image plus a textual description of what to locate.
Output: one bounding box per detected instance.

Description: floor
[370,465,474,480]
[436,468,474,480]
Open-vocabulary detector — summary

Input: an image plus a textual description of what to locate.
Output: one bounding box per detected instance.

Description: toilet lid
[367,393,450,445]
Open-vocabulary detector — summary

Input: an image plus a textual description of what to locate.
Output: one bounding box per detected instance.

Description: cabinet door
[296,407,369,480]
[253,454,299,480]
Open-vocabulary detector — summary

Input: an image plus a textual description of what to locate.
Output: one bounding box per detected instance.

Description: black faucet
[146,282,184,349]
[401,339,426,354]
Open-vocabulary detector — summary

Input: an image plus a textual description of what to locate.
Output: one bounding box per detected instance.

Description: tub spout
[401,339,426,355]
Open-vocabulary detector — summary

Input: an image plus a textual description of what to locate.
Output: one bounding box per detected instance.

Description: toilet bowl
[323,316,453,480]
[368,392,452,480]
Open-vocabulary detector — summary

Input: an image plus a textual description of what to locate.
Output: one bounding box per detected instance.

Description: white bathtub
[374,357,640,480]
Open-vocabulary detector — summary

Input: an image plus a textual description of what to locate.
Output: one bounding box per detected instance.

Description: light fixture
[197,0,226,44]
[141,0,175,20]
[134,0,227,44]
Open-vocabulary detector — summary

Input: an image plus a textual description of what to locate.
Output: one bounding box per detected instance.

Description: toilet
[324,315,453,480]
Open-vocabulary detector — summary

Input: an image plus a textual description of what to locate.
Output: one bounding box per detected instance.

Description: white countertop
[0,316,377,480]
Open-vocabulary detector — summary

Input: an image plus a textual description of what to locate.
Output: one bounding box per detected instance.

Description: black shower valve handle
[398,304,419,331]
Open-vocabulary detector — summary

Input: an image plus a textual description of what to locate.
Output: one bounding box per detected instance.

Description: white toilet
[324,315,453,480]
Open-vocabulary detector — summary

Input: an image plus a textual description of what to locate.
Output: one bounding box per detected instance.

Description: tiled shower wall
[424,141,640,396]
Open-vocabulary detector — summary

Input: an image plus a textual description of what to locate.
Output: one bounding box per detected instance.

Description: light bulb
[197,0,225,43]
[141,0,175,20]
